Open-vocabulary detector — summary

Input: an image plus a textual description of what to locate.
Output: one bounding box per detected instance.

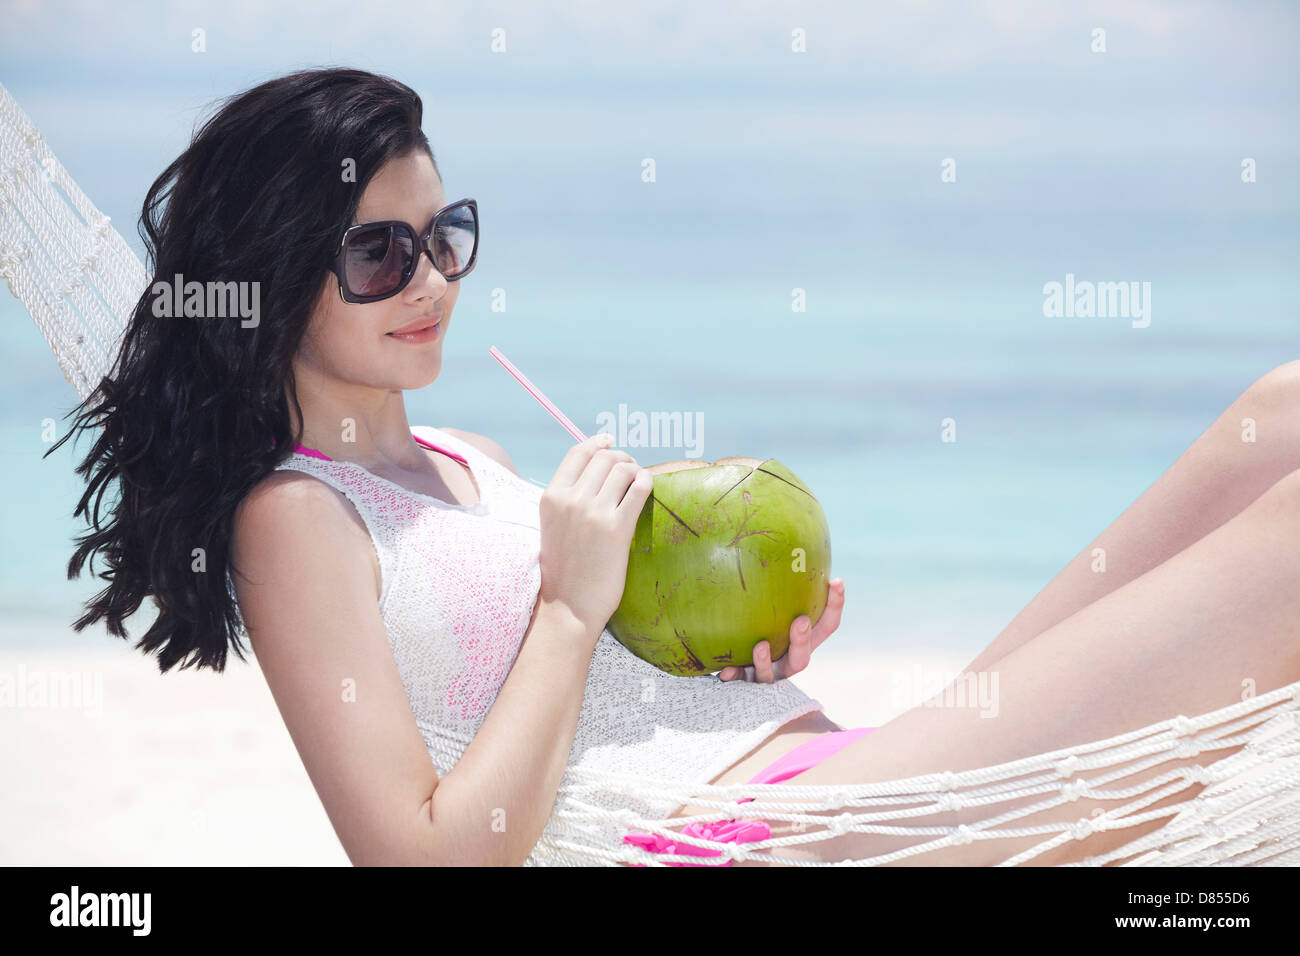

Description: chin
[395,360,442,391]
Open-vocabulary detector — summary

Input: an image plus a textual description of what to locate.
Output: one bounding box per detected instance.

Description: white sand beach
[0,640,978,866]
[0,643,349,866]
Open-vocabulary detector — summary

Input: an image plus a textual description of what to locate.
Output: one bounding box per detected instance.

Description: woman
[52,67,1300,867]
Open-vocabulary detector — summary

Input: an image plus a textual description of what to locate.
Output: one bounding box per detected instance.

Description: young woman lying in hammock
[51,67,1300,867]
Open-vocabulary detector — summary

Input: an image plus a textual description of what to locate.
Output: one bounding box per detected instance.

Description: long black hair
[45,67,436,673]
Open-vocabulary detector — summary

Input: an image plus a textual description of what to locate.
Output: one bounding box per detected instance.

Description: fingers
[720,642,772,683]
[808,578,845,653]
[549,436,650,526]
[550,433,617,488]
[719,663,752,682]
[592,457,640,509]
[779,615,813,677]
[575,446,636,499]
[718,585,840,684]
[717,580,847,683]
[584,446,651,531]
[612,464,654,521]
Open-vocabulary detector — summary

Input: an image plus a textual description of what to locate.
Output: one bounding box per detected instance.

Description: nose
[409,245,450,298]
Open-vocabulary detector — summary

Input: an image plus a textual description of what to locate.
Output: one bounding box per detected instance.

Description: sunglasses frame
[330,197,478,304]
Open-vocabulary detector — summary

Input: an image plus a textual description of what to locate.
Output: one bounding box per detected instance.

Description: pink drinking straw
[489,346,589,442]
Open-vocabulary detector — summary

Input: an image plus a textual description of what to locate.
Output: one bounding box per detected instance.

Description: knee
[1242,360,1300,413]
[1261,467,1300,515]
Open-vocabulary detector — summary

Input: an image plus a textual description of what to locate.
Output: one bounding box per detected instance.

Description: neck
[287,359,425,469]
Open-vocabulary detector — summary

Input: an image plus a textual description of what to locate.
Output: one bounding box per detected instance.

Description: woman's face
[297,149,461,392]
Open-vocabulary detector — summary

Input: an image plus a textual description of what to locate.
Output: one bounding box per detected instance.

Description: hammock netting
[4,80,1298,866]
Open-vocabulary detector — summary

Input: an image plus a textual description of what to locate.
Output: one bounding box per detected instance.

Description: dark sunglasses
[330,198,478,303]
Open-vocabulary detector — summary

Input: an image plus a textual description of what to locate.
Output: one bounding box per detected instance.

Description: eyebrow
[351,201,447,229]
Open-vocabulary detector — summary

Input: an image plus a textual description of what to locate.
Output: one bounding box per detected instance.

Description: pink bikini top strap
[293,432,468,466]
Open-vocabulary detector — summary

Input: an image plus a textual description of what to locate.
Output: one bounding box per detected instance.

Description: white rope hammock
[4,79,1298,867]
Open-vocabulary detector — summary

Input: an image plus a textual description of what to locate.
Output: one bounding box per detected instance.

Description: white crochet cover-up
[253,425,824,866]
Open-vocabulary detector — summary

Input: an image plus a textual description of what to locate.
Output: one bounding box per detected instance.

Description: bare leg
[962,360,1300,677]
[737,467,1300,866]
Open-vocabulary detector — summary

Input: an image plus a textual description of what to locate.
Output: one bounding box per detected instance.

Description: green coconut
[606,456,832,676]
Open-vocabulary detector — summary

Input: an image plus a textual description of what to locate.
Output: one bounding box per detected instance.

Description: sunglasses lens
[433,204,477,278]
[343,224,413,298]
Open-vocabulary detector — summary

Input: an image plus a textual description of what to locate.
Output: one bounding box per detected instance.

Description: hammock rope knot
[1061,778,1089,802]
[937,791,964,811]
[818,790,849,811]
[1172,739,1200,760]
[1054,755,1079,778]
[828,811,854,836]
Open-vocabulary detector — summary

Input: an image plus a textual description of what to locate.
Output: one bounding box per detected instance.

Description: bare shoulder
[234,468,358,540]
[231,469,380,603]
[437,426,519,476]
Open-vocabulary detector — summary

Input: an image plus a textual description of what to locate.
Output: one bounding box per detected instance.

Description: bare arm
[432,598,595,864]
[232,471,600,866]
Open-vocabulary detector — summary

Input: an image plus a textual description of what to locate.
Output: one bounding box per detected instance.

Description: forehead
[354,150,445,224]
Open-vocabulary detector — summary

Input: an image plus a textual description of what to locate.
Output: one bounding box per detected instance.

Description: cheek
[300,297,389,380]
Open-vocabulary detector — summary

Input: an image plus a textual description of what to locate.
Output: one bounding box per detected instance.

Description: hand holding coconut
[604,457,838,682]
[716,577,845,683]
[536,433,654,645]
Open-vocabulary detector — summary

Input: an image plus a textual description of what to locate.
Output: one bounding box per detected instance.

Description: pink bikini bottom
[623,726,875,866]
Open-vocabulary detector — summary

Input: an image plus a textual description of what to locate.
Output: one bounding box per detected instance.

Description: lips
[389,315,442,336]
